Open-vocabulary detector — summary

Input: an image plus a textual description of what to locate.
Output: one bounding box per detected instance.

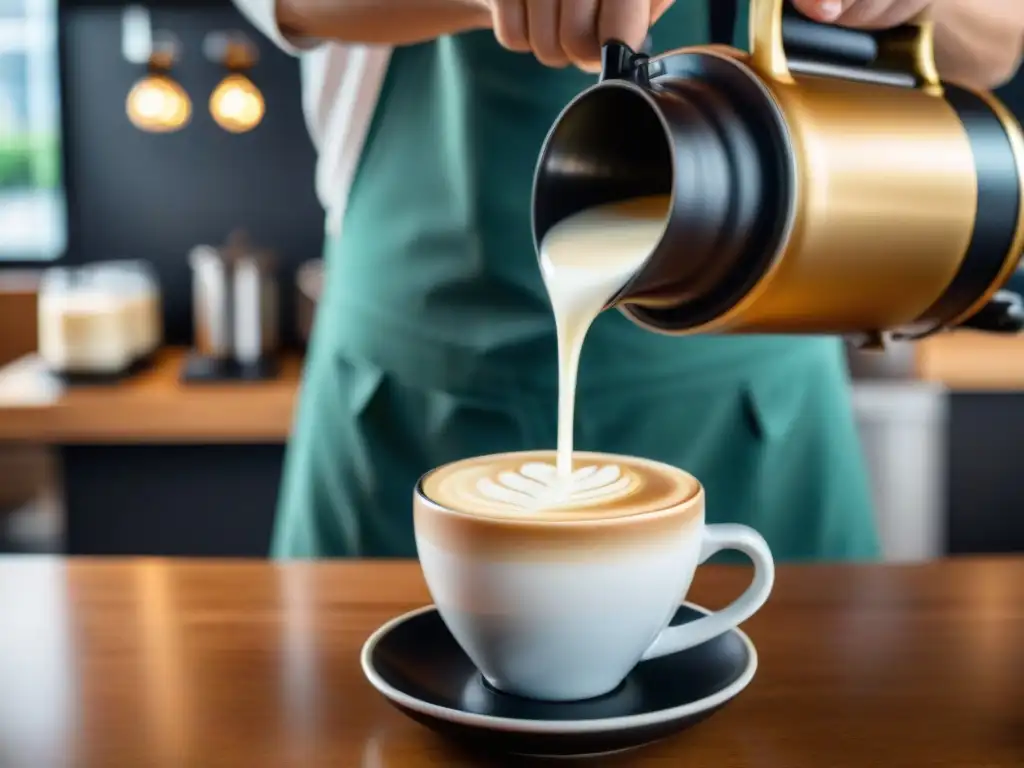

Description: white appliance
[851,381,948,563]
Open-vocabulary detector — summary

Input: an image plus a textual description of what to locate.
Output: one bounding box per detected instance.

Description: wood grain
[0,557,1020,768]
[0,271,40,368]
[916,330,1024,390]
[0,348,301,443]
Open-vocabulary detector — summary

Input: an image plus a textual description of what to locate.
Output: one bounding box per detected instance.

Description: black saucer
[361,603,757,758]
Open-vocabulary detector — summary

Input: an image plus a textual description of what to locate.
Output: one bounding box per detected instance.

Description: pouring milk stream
[536,194,671,493]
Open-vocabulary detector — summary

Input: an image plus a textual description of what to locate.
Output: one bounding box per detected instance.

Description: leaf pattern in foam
[475,462,632,511]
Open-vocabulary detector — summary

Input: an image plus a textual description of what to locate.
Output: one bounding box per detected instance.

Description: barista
[232,0,1024,559]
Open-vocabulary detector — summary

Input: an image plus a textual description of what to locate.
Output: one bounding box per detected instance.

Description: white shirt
[232,0,393,237]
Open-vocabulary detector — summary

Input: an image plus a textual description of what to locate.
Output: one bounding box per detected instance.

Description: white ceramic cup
[413,450,775,702]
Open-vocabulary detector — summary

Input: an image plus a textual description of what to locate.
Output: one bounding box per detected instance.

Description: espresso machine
[532,0,1024,349]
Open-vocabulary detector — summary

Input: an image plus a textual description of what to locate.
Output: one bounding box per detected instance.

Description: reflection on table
[0,557,1021,767]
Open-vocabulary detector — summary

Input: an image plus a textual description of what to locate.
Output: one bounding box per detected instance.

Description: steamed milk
[429,195,671,519]
[421,449,691,521]
[539,195,671,477]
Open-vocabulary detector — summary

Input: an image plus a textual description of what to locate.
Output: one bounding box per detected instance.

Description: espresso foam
[539,196,670,477]
[421,451,695,522]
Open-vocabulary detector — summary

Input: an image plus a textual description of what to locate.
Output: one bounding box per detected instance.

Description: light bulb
[126,74,191,133]
[209,73,265,134]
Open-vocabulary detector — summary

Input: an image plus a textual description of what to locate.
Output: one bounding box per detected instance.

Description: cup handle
[640,524,775,661]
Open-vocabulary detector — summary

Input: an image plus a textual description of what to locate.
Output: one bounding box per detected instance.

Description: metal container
[189,244,234,361]
[231,243,278,367]
[188,231,279,369]
[532,0,1024,349]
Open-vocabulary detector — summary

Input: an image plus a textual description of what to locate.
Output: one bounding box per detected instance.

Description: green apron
[273,1,880,562]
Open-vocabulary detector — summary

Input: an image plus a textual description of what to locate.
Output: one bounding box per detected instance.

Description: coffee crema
[420,451,697,522]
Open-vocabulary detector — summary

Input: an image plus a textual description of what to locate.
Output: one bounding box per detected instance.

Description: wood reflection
[278,563,322,764]
[136,562,189,767]
[0,558,1019,767]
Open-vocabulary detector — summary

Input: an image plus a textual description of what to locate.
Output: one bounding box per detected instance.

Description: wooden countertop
[0,348,301,444]
[0,557,1020,767]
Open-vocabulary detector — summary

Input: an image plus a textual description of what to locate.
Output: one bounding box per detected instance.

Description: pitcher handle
[750,0,942,95]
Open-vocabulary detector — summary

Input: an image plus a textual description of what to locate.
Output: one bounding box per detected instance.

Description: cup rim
[415,450,704,530]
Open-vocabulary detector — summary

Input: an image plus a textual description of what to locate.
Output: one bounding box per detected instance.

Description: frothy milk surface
[539,195,671,478]
[421,451,696,521]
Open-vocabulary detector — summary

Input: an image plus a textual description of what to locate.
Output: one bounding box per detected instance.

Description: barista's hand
[793,0,1024,88]
[790,0,932,29]
[483,0,675,71]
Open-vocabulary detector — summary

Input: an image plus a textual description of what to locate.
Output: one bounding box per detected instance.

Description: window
[0,0,65,260]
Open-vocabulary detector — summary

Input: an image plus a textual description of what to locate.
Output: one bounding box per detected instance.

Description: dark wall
[60,4,323,347]
[997,73,1024,114]
[948,394,1024,555]
[995,75,1024,296]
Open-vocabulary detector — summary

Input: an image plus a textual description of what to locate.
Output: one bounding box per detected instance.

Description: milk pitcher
[532,0,1024,348]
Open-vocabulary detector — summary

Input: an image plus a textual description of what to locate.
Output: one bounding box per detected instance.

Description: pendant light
[204,32,265,134]
[122,6,191,133]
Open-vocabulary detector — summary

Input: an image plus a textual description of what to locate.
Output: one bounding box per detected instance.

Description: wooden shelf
[0,331,1020,446]
[0,348,301,444]
[916,330,1024,391]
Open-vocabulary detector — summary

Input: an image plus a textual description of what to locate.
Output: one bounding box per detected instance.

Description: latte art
[421,450,698,522]
[476,462,635,513]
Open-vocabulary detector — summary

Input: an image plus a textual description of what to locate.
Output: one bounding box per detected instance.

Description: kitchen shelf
[0,348,301,444]
[0,331,1020,446]
[916,331,1024,391]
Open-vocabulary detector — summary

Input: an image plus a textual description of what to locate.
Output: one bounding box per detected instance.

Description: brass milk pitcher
[532,0,1024,348]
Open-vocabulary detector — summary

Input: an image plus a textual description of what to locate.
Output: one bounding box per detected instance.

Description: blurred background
[0,0,1022,561]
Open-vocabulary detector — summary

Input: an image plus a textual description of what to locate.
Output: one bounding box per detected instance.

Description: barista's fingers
[597,0,652,53]
[835,0,933,29]
[790,0,930,28]
[527,0,570,67]
[560,0,602,70]
[789,0,847,24]
[491,0,530,52]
